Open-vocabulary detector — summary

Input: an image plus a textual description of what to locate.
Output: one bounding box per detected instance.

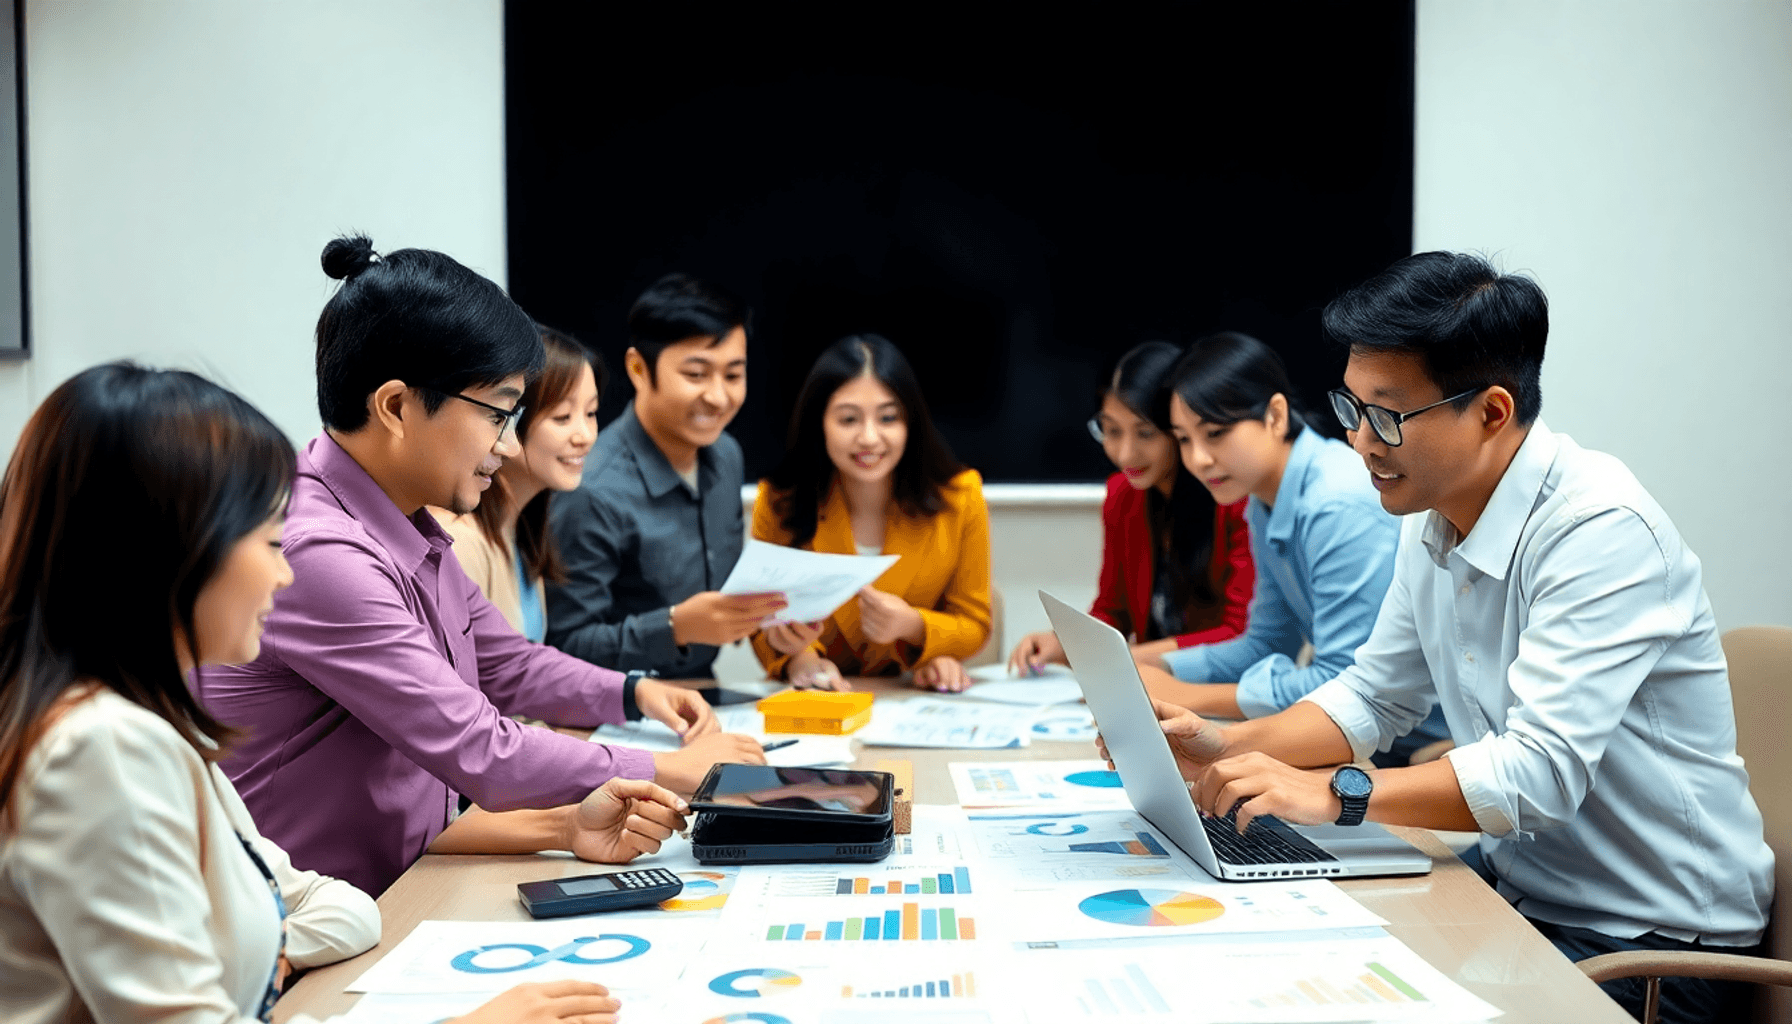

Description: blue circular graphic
[1065,770,1123,788]
[709,967,803,997]
[1026,822,1090,835]
[449,934,650,974]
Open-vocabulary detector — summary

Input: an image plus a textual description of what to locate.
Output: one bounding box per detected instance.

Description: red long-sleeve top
[1090,473,1254,647]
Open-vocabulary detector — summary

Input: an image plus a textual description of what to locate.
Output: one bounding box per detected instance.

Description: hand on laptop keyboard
[1191,750,1344,832]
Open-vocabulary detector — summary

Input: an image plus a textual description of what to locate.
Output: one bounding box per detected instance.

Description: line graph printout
[949,760,1133,808]
[1012,938,1499,1022]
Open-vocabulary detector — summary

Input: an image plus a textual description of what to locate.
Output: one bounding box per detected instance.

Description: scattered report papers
[346,918,704,994]
[854,697,1036,748]
[962,663,1085,707]
[961,808,1201,887]
[589,703,854,766]
[1010,935,1500,1022]
[1015,877,1386,943]
[949,759,1134,809]
[721,539,899,624]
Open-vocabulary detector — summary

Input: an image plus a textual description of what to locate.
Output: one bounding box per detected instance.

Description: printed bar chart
[1248,960,1429,1008]
[1064,832,1168,857]
[831,867,973,895]
[1075,964,1173,1016]
[842,971,978,999]
[763,903,976,942]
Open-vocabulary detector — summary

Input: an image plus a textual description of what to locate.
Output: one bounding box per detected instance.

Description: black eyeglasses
[421,388,525,444]
[1328,387,1483,447]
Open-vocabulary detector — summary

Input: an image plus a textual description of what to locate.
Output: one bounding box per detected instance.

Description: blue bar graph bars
[844,971,978,998]
[763,903,975,941]
[832,867,973,895]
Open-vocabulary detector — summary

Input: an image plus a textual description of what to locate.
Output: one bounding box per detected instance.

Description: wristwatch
[621,670,656,722]
[1330,766,1372,826]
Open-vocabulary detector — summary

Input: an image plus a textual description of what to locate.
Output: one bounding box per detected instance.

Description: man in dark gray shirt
[547,274,785,677]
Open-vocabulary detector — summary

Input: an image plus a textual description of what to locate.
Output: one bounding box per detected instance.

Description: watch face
[1334,767,1373,799]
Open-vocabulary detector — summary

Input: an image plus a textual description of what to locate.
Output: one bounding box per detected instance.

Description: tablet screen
[691,764,890,819]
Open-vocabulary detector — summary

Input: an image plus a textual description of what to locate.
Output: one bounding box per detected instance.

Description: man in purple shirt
[204,236,764,895]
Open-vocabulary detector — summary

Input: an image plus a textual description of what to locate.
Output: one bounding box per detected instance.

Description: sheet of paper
[960,808,1203,887]
[1009,935,1501,1022]
[346,918,706,994]
[721,539,900,624]
[1010,876,1386,943]
[948,759,1134,809]
[667,948,1018,1022]
[963,664,1086,707]
[853,697,1035,748]
[590,705,855,766]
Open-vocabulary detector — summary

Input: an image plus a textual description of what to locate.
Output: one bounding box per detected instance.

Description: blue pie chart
[709,968,803,998]
[1065,770,1123,788]
[1026,822,1090,835]
[701,1014,793,1024]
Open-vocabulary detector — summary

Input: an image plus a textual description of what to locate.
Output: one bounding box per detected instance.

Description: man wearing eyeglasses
[1141,251,1770,1024]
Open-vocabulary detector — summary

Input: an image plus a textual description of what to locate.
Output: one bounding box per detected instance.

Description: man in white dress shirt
[1144,251,1772,1024]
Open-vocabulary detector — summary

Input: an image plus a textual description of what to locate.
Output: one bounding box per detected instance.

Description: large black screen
[505,6,1413,481]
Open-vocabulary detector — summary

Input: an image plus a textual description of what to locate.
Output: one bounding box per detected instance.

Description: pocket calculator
[516,867,684,919]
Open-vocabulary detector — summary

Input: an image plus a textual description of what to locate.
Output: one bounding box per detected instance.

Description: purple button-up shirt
[202,433,653,895]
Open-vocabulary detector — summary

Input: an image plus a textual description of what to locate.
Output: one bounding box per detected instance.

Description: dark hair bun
[321,235,377,281]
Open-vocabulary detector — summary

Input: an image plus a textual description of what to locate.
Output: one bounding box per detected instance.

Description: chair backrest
[961,585,1005,668]
[1722,625,1792,1024]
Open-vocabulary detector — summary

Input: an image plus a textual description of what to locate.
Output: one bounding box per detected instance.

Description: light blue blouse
[515,546,546,644]
[1162,428,1403,720]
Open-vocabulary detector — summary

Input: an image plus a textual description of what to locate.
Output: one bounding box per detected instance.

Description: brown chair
[1576,625,1792,1023]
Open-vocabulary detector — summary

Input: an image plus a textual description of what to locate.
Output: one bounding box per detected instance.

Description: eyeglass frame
[1328,386,1484,447]
[419,386,526,445]
[1086,416,1107,444]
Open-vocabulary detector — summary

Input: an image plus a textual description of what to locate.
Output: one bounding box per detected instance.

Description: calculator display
[557,876,622,896]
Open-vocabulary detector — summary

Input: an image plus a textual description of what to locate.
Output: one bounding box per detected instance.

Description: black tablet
[689,764,894,825]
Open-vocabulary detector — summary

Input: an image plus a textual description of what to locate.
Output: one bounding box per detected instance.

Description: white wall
[0,1,507,456]
[1415,0,1792,629]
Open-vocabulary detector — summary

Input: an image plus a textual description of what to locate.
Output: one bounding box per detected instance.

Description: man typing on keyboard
[1128,253,1770,1024]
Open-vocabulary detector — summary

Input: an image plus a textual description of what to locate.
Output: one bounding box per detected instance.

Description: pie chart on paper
[701,1014,793,1024]
[708,968,803,998]
[1064,769,1123,788]
[1078,888,1226,927]
[661,870,730,911]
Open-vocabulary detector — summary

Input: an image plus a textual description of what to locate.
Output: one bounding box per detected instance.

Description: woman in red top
[1009,341,1254,671]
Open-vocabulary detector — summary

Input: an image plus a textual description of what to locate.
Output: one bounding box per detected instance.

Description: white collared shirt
[1305,421,1773,943]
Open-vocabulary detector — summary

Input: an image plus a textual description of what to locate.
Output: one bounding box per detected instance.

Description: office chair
[1576,625,1792,1024]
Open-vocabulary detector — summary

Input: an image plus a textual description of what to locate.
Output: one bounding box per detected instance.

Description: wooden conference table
[275,677,1630,1022]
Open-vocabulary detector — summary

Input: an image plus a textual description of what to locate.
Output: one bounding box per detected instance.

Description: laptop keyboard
[1201,809,1337,866]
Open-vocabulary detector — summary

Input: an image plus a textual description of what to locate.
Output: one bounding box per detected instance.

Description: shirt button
[1460,584,1472,595]
[1464,652,1475,663]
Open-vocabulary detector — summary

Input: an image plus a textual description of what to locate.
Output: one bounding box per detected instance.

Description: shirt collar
[617,403,703,500]
[303,432,451,573]
[1261,427,1325,545]
[1421,420,1559,578]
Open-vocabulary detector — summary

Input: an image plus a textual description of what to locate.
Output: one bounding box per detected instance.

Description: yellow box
[756,690,874,735]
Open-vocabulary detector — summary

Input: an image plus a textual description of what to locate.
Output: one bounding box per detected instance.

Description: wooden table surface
[275,677,1630,1022]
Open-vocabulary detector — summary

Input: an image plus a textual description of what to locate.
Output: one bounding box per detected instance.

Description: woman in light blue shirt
[1152,333,1443,756]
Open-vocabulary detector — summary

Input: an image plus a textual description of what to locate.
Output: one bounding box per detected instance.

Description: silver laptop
[1041,591,1432,881]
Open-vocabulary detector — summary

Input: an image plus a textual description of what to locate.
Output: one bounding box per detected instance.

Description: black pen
[761,738,800,753]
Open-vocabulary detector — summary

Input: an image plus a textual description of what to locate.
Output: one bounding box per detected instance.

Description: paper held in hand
[719,539,900,625]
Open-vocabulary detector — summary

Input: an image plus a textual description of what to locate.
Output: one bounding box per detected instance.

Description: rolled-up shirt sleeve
[266,528,652,814]
[1442,509,1684,837]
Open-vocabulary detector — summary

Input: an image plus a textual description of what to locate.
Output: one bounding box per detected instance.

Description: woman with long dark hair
[436,325,605,641]
[1145,333,1441,740]
[750,334,991,692]
[0,364,620,1023]
[1008,341,1255,673]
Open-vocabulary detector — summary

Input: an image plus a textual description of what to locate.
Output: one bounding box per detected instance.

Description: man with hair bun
[1136,252,1771,1024]
[205,238,763,898]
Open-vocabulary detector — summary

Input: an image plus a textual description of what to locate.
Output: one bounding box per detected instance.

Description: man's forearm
[1222,701,1355,767]
[1367,759,1479,831]
[428,806,574,856]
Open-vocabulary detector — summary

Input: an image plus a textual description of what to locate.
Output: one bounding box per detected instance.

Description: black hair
[0,363,295,824]
[471,324,605,585]
[314,234,545,432]
[1105,342,1219,619]
[1169,332,1307,441]
[767,333,965,548]
[1322,251,1547,424]
[627,273,751,384]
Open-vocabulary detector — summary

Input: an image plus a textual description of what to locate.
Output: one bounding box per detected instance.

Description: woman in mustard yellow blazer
[751,333,992,691]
